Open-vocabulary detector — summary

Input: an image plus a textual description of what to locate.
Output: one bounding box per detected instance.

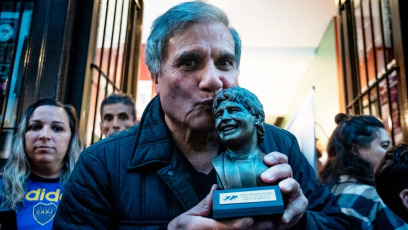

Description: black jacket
[53,96,348,229]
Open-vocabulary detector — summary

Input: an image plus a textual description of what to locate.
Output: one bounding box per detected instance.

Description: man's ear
[99,121,103,137]
[399,189,408,211]
[151,74,160,95]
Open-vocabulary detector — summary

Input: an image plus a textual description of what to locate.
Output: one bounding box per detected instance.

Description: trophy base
[212,185,284,220]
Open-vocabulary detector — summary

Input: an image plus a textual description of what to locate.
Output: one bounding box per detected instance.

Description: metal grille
[339,0,402,144]
[0,0,34,157]
[84,0,141,146]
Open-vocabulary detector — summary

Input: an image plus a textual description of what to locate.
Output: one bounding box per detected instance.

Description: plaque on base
[213,185,284,220]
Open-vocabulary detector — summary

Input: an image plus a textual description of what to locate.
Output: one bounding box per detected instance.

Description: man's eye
[179,59,199,71]
[217,59,234,69]
[214,110,223,119]
[104,116,113,121]
[119,114,129,120]
[229,107,241,113]
[182,60,195,67]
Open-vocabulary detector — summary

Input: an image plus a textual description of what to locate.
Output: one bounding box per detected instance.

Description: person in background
[54,1,348,229]
[315,137,325,174]
[320,113,408,229]
[99,93,137,138]
[0,99,82,230]
[375,143,408,223]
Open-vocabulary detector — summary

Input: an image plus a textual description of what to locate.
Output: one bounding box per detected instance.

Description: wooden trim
[56,0,76,102]
[130,0,144,97]
[334,16,346,113]
[78,0,101,140]
[390,0,408,143]
[122,0,144,98]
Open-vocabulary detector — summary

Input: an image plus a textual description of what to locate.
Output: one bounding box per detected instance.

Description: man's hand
[168,185,256,230]
[261,152,308,229]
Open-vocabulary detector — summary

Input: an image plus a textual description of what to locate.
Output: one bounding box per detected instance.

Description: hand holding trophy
[212,86,284,220]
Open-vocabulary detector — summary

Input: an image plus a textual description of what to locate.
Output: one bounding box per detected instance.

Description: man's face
[100,103,135,137]
[214,100,257,148]
[153,22,239,132]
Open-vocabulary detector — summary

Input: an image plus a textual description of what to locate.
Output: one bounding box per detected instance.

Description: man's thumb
[187,184,218,217]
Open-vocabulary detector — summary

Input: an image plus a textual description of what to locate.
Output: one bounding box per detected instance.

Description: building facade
[0,0,144,156]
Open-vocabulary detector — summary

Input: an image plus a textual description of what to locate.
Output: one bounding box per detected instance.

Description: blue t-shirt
[1,174,63,230]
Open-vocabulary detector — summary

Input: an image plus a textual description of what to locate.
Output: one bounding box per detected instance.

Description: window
[80,0,143,146]
[339,0,402,144]
[0,1,34,158]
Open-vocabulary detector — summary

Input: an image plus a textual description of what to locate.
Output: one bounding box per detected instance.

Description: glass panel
[101,0,115,76]
[379,78,390,131]
[340,8,352,104]
[107,82,114,97]
[354,2,367,92]
[362,94,370,115]
[369,88,379,117]
[0,129,13,157]
[116,0,129,89]
[86,71,108,146]
[388,71,402,144]
[351,104,358,116]
[96,76,108,137]
[108,0,121,85]
[95,0,108,69]
[0,2,34,157]
[108,0,129,90]
[86,68,99,146]
[371,0,385,75]
[84,0,138,145]
[380,0,394,65]
[86,0,130,146]
[347,107,352,115]
[340,0,400,144]
[362,0,376,85]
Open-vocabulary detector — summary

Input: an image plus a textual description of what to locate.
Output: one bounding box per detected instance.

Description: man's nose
[221,111,231,121]
[112,117,121,130]
[199,62,222,93]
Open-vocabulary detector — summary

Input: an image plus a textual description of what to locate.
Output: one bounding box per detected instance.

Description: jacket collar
[127,96,201,209]
[128,96,174,170]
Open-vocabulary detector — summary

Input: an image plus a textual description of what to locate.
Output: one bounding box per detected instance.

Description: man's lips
[200,99,214,107]
[195,99,214,112]
[220,124,239,133]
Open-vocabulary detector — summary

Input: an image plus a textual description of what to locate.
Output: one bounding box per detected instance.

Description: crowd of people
[319,113,408,229]
[0,1,407,229]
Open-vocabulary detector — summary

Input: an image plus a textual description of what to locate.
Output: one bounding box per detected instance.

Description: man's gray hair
[145,1,242,75]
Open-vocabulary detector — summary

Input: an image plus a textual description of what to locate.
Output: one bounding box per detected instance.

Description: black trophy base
[212,185,284,220]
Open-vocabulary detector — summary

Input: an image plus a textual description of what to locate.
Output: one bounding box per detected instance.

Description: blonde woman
[0,99,82,230]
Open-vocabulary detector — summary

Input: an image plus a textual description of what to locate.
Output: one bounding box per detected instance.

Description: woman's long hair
[319,113,385,187]
[0,99,83,210]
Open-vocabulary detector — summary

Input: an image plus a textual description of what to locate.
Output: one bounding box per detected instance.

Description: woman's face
[25,105,72,176]
[358,128,391,167]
